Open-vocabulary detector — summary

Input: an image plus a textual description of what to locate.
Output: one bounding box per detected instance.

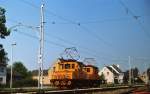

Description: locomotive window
[72,64,75,69]
[87,68,90,72]
[59,64,64,69]
[65,64,70,69]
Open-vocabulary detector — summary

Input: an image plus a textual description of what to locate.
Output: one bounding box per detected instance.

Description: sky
[0,0,150,72]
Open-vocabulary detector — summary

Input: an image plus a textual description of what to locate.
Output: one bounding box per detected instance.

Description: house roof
[112,64,122,73]
[106,66,119,75]
[86,65,98,70]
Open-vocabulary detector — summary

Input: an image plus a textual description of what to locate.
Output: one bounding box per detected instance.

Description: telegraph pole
[128,56,132,85]
[145,63,148,84]
[38,0,44,89]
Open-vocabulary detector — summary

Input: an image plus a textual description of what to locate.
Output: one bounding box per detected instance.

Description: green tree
[132,67,139,78]
[0,7,10,38]
[100,73,105,80]
[0,7,10,66]
[11,62,38,87]
[123,70,129,84]
[0,44,8,64]
[13,62,28,78]
[99,73,105,84]
[123,67,141,84]
[147,67,150,80]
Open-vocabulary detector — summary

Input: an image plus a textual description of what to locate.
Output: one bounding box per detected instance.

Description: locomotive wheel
[60,81,66,85]
[54,81,59,86]
[67,81,71,85]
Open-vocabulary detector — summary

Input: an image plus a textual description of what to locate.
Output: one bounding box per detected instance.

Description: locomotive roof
[86,65,98,70]
[58,58,85,66]
[59,58,77,62]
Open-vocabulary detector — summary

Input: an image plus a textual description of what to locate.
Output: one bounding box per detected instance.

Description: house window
[0,67,4,72]
[87,68,90,72]
[72,64,75,69]
[107,72,109,75]
[65,64,70,69]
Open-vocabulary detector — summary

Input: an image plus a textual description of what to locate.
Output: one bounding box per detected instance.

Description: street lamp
[8,22,43,89]
[10,42,16,89]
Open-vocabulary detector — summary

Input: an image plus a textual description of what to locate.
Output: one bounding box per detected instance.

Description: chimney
[117,64,119,68]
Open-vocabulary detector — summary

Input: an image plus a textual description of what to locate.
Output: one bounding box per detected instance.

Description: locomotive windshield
[65,64,70,69]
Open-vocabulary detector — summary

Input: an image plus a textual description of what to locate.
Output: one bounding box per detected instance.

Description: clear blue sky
[0,0,150,72]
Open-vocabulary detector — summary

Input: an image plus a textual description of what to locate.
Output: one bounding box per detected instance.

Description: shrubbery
[13,79,38,87]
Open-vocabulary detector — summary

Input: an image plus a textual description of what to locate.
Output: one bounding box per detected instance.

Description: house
[0,62,6,84]
[99,64,124,84]
[32,69,50,86]
[139,71,149,84]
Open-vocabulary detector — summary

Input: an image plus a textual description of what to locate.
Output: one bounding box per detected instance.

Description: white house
[0,63,6,84]
[99,64,124,84]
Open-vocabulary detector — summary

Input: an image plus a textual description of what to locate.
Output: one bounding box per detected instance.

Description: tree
[7,62,38,87]
[123,67,141,84]
[123,70,129,84]
[0,44,8,65]
[100,73,105,80]
[0,7,10,38]
[99,73,106,84]
[13,62,28,78]
[132,67,139,78]
[147,67,150,80]
[0,7,10,66]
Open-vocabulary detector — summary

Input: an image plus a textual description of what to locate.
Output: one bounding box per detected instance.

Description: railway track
[126,85,150,94]
[43,86,135,94]
[0,85,145,94]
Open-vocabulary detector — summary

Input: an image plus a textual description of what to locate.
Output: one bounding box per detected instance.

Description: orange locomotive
[48,58,100,88]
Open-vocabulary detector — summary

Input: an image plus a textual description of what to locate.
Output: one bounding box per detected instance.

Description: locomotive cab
[49,58,85,87]
[84,65,99,79]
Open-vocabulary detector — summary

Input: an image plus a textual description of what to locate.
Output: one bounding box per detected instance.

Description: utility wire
[7,18,116,59]
[78,24,112,46]
[13,0,144,61]
[118,0,150,39]
[11,23,149,66]
[45,33,115,58]
[18,0,115,48]
[20,0,76,24]
[14,30,67,48]
[6,18,112,60]
[50,17,131,24]
[14,30,114,61]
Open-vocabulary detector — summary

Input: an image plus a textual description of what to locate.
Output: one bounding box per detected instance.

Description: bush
[13,79,38,87]
[0,84,6,88]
